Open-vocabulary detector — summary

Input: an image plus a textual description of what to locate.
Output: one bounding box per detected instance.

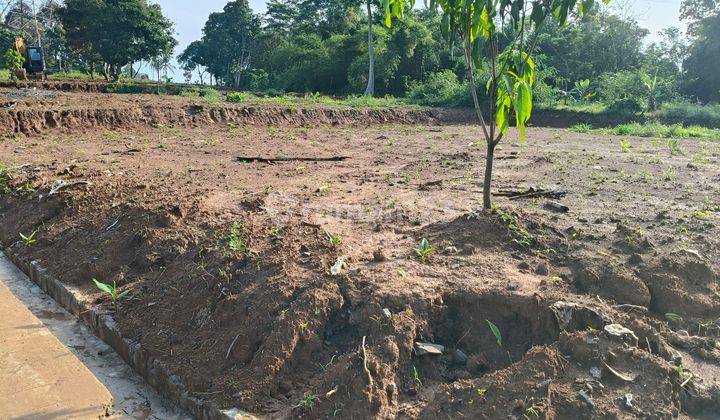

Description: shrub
[655,102,720,129]
[105,83,145,94]
[606,98,644,115]
[180,87,221,103]
[407,70,466,107]
[2,48,24,74]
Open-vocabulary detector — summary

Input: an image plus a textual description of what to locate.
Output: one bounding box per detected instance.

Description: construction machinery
[2,0,46,78]
[14,36,45,77]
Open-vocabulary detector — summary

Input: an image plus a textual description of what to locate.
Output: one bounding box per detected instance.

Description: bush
[655,102,720,129]
[606,97,644,115]
[3,48,24,73]
[407,70,466,107]
[598,70,645,104]
[105,83,145,94]
[180,87,221,103]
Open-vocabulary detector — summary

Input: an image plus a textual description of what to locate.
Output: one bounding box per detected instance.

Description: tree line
[1,0,718,105]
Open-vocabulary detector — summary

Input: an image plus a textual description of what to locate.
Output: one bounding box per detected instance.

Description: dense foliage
[1,0,717,109]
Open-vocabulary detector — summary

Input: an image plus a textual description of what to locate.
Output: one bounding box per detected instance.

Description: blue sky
[152,0,685,80]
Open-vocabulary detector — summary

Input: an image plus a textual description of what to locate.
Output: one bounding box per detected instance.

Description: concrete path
[0,251,188,419]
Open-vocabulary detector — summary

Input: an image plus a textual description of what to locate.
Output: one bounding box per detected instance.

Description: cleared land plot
[1,89,720,419]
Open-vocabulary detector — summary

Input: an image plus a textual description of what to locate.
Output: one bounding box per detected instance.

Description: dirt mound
[0,102,452,136]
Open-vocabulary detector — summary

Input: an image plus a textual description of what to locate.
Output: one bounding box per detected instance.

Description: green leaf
[92,278,114,294]
[486,319,502,347]
[116,290,131,300]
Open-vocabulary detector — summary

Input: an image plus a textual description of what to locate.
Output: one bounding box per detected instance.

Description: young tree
[381,0,607,209]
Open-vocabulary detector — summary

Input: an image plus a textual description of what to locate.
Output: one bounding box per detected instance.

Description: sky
[152,0,685,81]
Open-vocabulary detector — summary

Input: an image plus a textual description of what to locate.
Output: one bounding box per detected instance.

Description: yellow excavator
[13,37,45,79]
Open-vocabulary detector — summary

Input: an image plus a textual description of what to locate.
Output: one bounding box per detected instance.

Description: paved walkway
[0,251,187,419]
[0,268,112,419]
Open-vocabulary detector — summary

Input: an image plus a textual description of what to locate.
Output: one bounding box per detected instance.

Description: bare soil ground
[1,87,720,419]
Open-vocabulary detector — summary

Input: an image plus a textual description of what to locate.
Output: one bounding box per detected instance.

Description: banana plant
[92,278,130,308]
[572,79,595,102]
[380,0,609,209]
[641,71,658,111]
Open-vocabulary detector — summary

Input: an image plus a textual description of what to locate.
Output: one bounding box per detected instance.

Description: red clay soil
[1,88,720,419]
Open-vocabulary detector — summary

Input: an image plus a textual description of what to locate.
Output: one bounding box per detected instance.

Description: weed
[493,205,535,247]
[486,320,502,347]
[317,181,331,196]
[228,222,250,255]
[662,167,676,181]
[325,230,342,247]
[477,387,488,397]
[19,230,37,246]
[526,407,540,418]
[320,355,336,371]
[691,150,709,166]
[694,197,715,218]
[570,123,592,133]
[412,365,423,387]
[666,138,684,156]
[414,238,435,261]
[294,393,318,409]
[269,226,284,241]
[619,138,632,153]
[92,278,129,307]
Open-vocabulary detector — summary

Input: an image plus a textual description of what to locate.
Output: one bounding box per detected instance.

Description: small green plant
[325,230,342,247]
[486,320,502,347]
[228,222,250,254]
[19,230,37,246]
[694,197,715,219]
[414,238,434,261]
[493,205,535,247]
[663,167,676,181]
[667,138,684,156]
[294,393,318,409]
[412,365,423,387]
[269,226,284,241]
[619,138,632,153]
[477,387,488,397]
[570,123,592,133]
[92,278,130,306]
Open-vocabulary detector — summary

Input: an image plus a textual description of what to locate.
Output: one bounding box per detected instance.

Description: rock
[415,342,444,356]
[589,366,602,379]
[578,390,595,408]
[628,253,643,265]
[518,261,530,270]
[461,243,475,255]
[535,261,549,276]
[373,249,387,262]
[550,301,611,332]
[544,201,570,213]
[453,349,468,365]
[604,324,639,346]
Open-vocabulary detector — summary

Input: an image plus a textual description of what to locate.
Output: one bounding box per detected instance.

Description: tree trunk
[364,0,375,96]
[483,141,495,210]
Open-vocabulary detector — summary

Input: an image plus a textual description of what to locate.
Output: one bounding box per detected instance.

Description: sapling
[414,238,434,261]
[325,230,342,247]
[92,278,130,307]
[19,230,37,246]
[381,0,607,209]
